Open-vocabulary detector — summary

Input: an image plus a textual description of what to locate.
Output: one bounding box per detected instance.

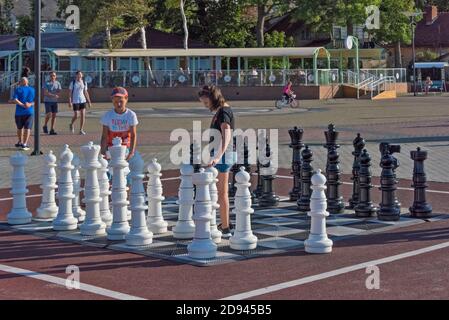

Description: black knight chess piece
[378,143,401,221]
[348,133,365,209]
[297,146,314,212]
[288,126,304,201]
[355,149,378,217]
[409,147,432,218]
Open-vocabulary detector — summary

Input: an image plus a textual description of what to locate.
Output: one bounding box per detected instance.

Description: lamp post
[345,35,359,99]
[31,0,42,156]
[403,11,422,97]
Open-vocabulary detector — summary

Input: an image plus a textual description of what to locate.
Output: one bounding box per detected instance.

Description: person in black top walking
[198,85,236,238]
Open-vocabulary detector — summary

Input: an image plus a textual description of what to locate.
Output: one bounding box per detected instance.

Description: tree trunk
[180,0,188,50]
[256,5,266,47]
[140,26,154,81]
[395,41,402,68]
[105,20,113,71]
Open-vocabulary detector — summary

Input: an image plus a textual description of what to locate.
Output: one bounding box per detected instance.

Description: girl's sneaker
[79,130,86,135]
[218,224,232,238]
[15,142,23,148]
[21,144,30,151]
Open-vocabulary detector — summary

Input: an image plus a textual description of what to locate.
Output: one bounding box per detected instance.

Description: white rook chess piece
[107,137,130,240]
[146,159,168,234]
[188,168,217,259]
[173,164,195,239]
[71,155,86,223]
[79,142,106,236]
[53,145,78,231]
[7,152,32,225]
[305,169,333,254]
[35,151,58,221]
[98,156,113,227]
[126,152,153,246]
[206,166,222,244]
[230,167,258,250]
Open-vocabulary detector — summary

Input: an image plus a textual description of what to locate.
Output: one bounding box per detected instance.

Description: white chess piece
[173,164,195,239]
[126,152,153,246]
[53,145,78,231]
[35,151,58,221]
[98,156,113,227]
[305,169,333,254]
[71,154,86,223]
[188,168,217,259]
[79,142,106,236]
[230,167,258,250]
[146,159,168,234]
[107,137,130,240]
[206,166,222,244]
[7,152,32,225]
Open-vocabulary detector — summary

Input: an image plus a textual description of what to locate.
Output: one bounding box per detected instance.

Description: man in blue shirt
[11,77,35,151]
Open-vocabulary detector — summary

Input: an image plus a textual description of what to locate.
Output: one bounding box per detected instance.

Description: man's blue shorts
[214,152,237,173]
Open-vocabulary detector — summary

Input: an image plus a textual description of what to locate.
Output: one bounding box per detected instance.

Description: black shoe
[49,129,57,135]
[43,126,48,134]
[15,142,23,148]
[218,224,232,238]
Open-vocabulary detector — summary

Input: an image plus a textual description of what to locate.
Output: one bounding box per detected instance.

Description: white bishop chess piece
[7,152,32,225]
[146,159,168,234]
[34,151,58,221]
[305,169,333,254]
[173,164,195,239]
[71,154,86,223]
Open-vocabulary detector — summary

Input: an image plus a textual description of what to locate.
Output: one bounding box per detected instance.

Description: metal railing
[370,76,396,99]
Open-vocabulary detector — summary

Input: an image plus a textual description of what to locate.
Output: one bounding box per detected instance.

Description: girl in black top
[198,85,235,238]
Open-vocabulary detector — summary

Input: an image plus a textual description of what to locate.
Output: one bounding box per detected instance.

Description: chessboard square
[109,240,174,253]
[326,226,364,236]
[346,221,391,231]
[258,216,308,227]
[11,222,54,232]
[254,208,299,217]
[258,237,304,249]
[256,226,302,237]
[57,231,109,247]
[326,216,362,226]
[173,251,244,266]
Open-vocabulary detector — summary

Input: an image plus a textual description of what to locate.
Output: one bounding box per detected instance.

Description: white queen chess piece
[173,164,195,239]
[230,167,258,250]
[206,166,222,244]
[7,152,32,225]
[107,137,130,240]
[35,151,58,221]
[146,159,168,234]
[305,169,333,254]
[71,154,86,223]
[53,145,78,231]
[188,168,217,259]
[79,142,106,236]
[126,152,153,246]
[98,156,113,227]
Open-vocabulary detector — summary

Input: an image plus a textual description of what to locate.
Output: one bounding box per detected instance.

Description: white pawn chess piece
[71,155,86,223]
[98,156,113,227]
[146,159,168,234]
[7,152,32,225]
[79,142,106,236]
[173,164,195,239]
[53,145,78,231]
[126,152,153,246]
[206,166,222,244]
[34,151,58,221]
[230,167,258,250]
[188,168,217,259]
[107,137,130,240]
[305,169,333,254]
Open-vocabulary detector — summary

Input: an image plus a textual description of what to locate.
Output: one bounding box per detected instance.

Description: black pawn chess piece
[254,145,263,199]
[348,133,365,209]
[409,147,432,217]
[378,143,401,221]
[258,142,280,207]
[288,126,304,201]
[297,146,313,212]
[229,164,239,198]
[355,149,378,217]
[326,145,345,214]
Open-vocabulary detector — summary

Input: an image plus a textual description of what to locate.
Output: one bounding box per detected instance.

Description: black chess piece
[409,147,432,217]
[355,149,378,217]
[288,127,304,201]
[228,164,239,198]
[190,143,201,173]
[298,146,313,212]
[229,142,252,198]
[258,142,280,207]
[324,123,339,151]
[378,143,401,221]
[326,145,345,214]
[348,133,365,209]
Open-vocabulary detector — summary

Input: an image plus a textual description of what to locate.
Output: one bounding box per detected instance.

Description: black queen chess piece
[409,147,432,218]
[288,126,304,201]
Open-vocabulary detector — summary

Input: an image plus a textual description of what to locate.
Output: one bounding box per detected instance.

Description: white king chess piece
[230,167,258,250]
[79,142,106,236]
[206,166,222,244]
[188,168,217,259]
[35,151,58,221]
[305,169,333,254]
[53,145,78,231]
[71,154,86,223]
[146,159,168,234]
[7,152,32,225]
[98,156,113,227]
[173,164,195,239]
[126,152,153,246]
[107,137,130,240]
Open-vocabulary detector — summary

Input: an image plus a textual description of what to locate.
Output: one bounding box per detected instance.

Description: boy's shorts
[44,102,58,114]
[214,152,237,173]
[15,115,33,130]
[73,103,86,111]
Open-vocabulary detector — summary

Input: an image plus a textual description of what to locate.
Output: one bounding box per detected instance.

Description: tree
[0,0,14,34]
[166,0,189,49]
[265,31,294,47]
[17,0,45,37]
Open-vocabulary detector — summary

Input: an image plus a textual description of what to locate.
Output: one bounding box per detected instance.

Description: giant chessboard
[1,198,447,267]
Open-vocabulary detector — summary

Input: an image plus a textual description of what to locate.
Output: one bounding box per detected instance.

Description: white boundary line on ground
[0,263,146,300]
[221,240,449,300]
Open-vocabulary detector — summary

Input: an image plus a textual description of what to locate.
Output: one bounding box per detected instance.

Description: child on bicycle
[283,81,294,101]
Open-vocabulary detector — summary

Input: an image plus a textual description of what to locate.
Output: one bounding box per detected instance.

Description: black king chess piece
[348,133,365,209]
[288,126,304,201]
[324,124,344,213]
[355,149,378,217]
[409,147,432,218]
[297,146,313,212]
[378,142,401,221]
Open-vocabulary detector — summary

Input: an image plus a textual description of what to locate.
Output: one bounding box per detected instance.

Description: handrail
[370,76,396,99]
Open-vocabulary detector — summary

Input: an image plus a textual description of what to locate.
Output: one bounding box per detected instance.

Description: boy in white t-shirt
[100,87,138,161]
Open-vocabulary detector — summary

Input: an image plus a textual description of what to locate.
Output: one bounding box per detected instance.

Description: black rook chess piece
[348,133,365,209]
[288,126,304,201]
[355,149,378,217]
[378,142,401,221]
[297,146,314,212]
[258,142,280,207]
[409,147,432,217]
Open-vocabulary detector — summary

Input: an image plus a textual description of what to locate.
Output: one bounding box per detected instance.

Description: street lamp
[31,0,42,156]
[403,11,423,97]
[345,35,360,99]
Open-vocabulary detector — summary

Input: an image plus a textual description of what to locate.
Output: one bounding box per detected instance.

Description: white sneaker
[79,130,86,135]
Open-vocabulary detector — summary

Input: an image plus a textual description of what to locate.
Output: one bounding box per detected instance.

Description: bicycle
[275,93,298,109]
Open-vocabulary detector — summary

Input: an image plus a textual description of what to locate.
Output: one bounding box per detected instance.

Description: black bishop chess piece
[348,133,365,209]
[297,146,314,213]
[409,147,432,218]
[378,142,401,221]
[288,126,304,202]
[355,149,378,217]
